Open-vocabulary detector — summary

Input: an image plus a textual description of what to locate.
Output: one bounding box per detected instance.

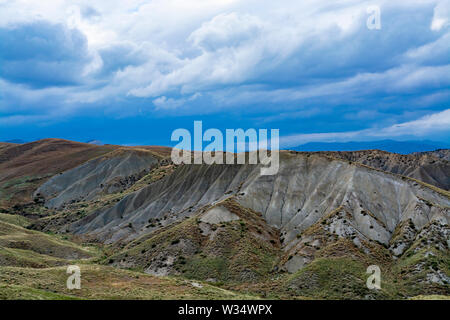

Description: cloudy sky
[0,0,449,147]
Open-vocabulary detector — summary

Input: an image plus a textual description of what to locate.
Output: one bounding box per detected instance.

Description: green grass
[179,256,230,281]
[0,220,95,268]
[0,214,258,300]
[0,213,31,227]
[0,265,257,300]
[0,284,80,300]
[0,246,67,268]
[410,295,450,300]
[390,245,450,297]
[286,257,394,299]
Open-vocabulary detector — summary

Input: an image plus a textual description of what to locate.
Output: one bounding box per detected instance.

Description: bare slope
[35,148,161,209]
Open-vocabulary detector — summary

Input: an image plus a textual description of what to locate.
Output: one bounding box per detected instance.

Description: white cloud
[431,0,450,31]
[378,108,450,136]
[188,12,264,51]
[0,0,449,131]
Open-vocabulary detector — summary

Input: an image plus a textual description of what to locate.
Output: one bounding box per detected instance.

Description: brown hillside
[0,143,17,153]
[139,146,173,158]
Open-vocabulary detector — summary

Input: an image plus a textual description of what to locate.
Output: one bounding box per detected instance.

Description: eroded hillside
[0,141,449,299]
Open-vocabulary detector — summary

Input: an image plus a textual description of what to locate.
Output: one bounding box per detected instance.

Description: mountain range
[3,139,449,154]
[0,139,448,300]
[293,140,450,154]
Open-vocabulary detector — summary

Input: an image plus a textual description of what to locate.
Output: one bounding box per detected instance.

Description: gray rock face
[238,153,449,247]
[200,206,240,224]
[70,164,256,243]
[70,152,450,248]
[285,256,307,273]
[35,149,159,209]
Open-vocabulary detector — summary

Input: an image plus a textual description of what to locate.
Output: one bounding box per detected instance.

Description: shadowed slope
[0,139,118,209]
[35,148,161,209]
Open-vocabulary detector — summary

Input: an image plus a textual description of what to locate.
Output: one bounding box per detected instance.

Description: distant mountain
[86,139,103,145]
[292,140,449,154]
[4,139,26,144]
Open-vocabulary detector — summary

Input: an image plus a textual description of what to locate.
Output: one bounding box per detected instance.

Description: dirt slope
[0,143,17,153]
